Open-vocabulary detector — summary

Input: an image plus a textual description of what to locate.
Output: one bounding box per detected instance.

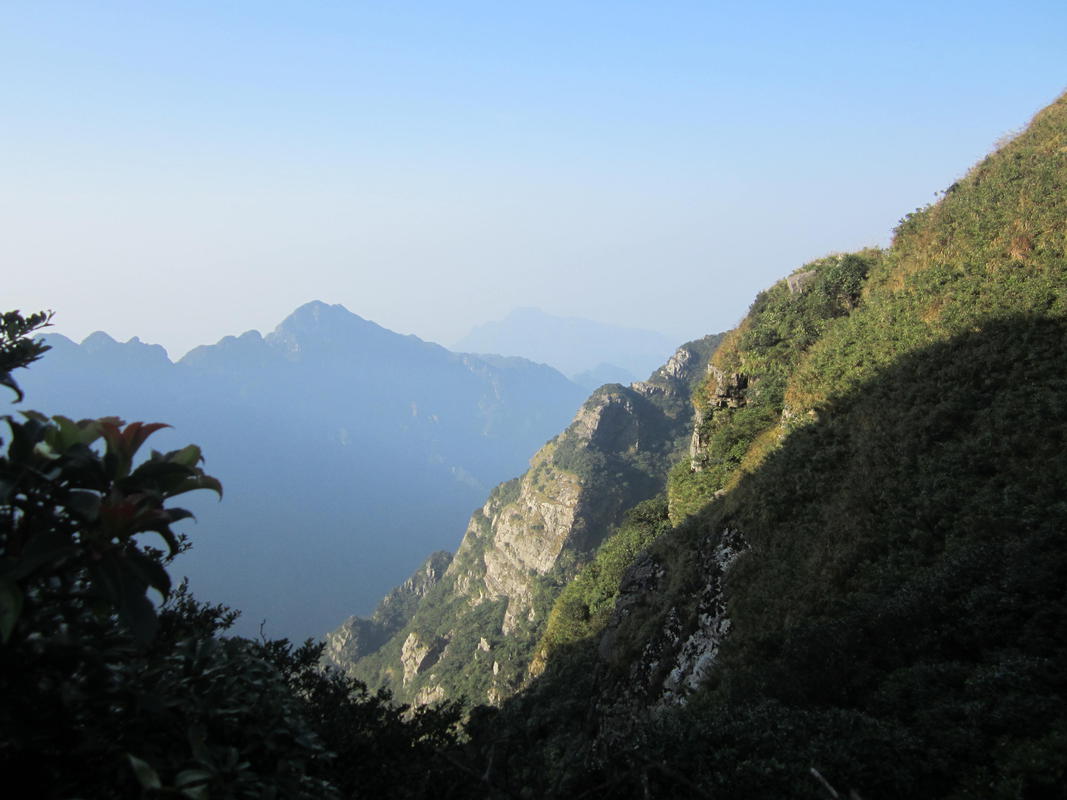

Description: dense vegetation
[466,91,1067,798]
[0,313,467,799]
[536,496,672,660]
[667,249,880,521]
[494,314,1067,798]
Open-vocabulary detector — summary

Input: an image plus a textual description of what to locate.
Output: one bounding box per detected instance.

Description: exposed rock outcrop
[592,526,747,747]
[322,551,452,671]
[401,632,448,685]
[481,461,583,634]
[786,268,817,294]
[654,528,747,708]
[342,335,723,705]
[689,365,749,469]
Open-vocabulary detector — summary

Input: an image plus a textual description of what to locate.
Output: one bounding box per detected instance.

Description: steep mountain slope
[18,302,586,640]
[323,551,453,671]
[460,93,1067,797]
[335,334,722,705]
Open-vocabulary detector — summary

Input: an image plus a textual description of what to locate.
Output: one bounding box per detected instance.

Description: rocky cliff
[334,334,722,705]
[321,550,452,671]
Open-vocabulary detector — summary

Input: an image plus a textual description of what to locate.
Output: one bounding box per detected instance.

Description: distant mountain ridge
[19,301,587,641]
[452,307,677,380]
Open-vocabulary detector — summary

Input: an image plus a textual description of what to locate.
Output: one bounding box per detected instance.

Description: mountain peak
[279,300,361,329]
[79,331,172,367]
[267,301,376,357]
[80,330,118,348]
[263,300,445,365]
[506,306,548,319]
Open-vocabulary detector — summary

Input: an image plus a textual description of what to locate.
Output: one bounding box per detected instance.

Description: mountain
[452,307,678,380]
[17,301,587,641]
[322,551,454,671]
[339,93,1067,796]
[329,333,723,704]
[569,363,641,392]
[9,91,1067,800]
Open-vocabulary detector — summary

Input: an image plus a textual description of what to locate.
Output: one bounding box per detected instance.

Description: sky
[3,1,1066,360]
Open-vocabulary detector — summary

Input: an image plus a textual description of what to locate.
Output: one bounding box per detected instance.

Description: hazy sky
[4,1,1066,359]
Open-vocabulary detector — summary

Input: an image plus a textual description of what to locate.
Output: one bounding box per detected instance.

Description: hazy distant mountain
[452,307,678,380]
[570,363,640,392]
[19,301,586,641]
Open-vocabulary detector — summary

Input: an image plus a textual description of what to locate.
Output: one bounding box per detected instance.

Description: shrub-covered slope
[480,92,1067,798]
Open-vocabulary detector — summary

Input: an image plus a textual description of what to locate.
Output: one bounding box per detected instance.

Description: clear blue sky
[4,1,1065,358]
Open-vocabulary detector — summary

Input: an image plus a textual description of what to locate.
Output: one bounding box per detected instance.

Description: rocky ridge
[338,334,723,705]
[321,551,453,671]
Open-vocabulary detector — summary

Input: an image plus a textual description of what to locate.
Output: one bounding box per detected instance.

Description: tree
[0,310,469,799]
[0,311,336,797]
[0,309,51,401]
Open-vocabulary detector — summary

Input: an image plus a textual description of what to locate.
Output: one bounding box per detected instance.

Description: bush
[0,311,468,799]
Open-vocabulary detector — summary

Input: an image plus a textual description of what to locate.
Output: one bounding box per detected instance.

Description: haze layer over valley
[453,307,679,388]
[18,301,590,640]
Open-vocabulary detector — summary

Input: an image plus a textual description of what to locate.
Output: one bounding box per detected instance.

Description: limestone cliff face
[688,364,748,468]
[480,458,582,634]
[343,335,723,706]
[478,384,668,635]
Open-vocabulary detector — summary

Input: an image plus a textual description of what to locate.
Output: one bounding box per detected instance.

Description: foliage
[255,636,467,800]
[0,411,222,642]
[668,251,880,522]
[538,497,671,656]
[471,312,1067,799]
[0,310,51,402]
[0,309,223,646]
[0,311,468,799]
[466,92,1067,798]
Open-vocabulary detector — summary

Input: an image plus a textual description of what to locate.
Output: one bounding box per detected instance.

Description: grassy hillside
[479,92,1067,798]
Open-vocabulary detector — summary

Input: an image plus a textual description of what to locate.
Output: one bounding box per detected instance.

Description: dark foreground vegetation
[482,314,1067,799]
[0,313,468,799]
